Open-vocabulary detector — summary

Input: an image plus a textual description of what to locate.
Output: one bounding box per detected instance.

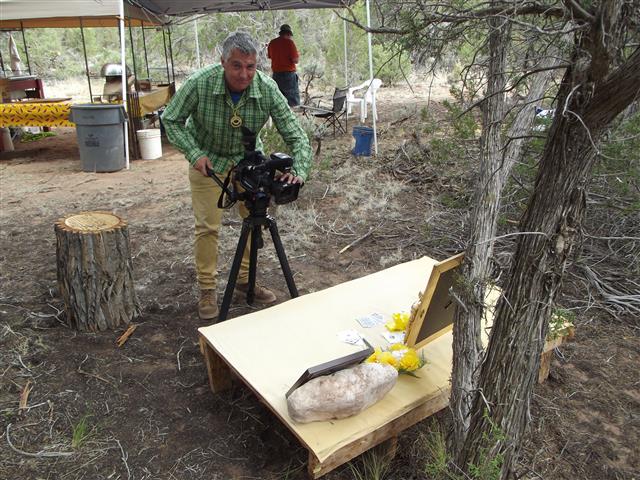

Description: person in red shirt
[267,24,300,106]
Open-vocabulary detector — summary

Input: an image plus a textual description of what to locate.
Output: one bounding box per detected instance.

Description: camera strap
[217,169,237,209]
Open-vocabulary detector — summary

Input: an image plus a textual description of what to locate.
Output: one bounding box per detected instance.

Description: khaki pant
[189,166,251,290]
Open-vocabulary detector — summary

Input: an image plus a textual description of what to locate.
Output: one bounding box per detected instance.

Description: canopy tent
[0,0,356,24]
[1,0,378,161]
[0,1,162,28]
[134,0,355,15]
[0,1,170,167]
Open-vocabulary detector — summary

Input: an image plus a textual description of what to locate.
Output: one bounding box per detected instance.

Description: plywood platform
[198,256,572,478]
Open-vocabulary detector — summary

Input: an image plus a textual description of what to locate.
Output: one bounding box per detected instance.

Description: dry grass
[45,76,92,102]
[0,78,638,480]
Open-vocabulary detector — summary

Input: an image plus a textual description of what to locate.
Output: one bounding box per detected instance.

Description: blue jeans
[272,72,300,107]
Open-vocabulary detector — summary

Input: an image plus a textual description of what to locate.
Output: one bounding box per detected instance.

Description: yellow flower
[399,349,421,371]
[367,343,424,374]
[385,312,410,332]
[366,347,382,363]
[377,351,398,367]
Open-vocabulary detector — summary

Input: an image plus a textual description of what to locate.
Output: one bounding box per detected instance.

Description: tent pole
[365,0,377,155]
[79,19,94,103]
[343,18,348,87]
[167,26,176,83]
[19,22,32,75]
[119,0,130,170]
[141,20,150,80]
[128,21,139,87]
[162,28,170,84]
[0,43,5,75]
[194,19,201,69]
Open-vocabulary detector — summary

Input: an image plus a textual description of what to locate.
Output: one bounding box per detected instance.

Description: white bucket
[137,129,162,160]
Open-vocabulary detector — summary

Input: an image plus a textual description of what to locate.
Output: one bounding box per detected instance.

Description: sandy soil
[1,80,638,480]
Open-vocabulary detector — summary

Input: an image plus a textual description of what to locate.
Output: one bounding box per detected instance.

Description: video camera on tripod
[211,126,301,209]
[205,126,301,321]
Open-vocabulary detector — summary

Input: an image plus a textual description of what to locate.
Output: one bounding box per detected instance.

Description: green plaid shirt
[162,64,311,180]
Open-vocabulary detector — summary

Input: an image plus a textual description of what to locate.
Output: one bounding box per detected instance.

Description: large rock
[287,363,398,423]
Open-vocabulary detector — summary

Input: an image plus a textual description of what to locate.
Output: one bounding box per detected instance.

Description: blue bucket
[351,126,374,156]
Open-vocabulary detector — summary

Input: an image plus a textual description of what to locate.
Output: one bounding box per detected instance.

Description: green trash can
[69,104,127,172]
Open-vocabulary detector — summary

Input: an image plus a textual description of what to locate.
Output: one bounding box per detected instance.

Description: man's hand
[194,156,213,176]
[278,172,304,185]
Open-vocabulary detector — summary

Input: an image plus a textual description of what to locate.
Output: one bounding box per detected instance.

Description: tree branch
[584,48,640,129]
[337,2,566,36]
[563,0,596,23]
[6,424,74,458]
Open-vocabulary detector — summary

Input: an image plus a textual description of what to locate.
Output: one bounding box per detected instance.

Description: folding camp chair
[300,87,348,136]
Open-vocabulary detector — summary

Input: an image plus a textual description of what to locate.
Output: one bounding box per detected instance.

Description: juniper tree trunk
[55,211,140,332]
[457,4,640,477]
[450,13,509,455]
[451,42,561,457]
[498,56,562,187]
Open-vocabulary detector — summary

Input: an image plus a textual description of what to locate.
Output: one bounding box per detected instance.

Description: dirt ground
[1,81,638,480]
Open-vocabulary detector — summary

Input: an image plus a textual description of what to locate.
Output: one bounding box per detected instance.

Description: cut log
[55,211,140,332]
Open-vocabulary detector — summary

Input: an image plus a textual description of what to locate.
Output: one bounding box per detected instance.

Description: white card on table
[381,331,405,344]
[337,330,365,347]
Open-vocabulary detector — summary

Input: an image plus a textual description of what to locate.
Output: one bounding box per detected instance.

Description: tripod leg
[245,224,262,305]
[219,221,252,321]
[267,218,299,298]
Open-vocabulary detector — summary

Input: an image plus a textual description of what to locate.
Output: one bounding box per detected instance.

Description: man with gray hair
[162,31,312,321]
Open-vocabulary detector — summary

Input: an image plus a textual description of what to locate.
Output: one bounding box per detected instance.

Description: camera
[234,151,300,205]
[209,127,301,210]
[231,127,300,206]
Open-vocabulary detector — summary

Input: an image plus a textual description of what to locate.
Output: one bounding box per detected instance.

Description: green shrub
[71,415,93,448]
[442,99,478,140]
[420,107,440,135]
[597,111,640,201]
[259,117,315,157]
[419,421,450,479]
[429,138,464,165]
[348,447,392,480]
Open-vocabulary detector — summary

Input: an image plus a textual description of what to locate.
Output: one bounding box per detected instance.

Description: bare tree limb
[6,423,74,458]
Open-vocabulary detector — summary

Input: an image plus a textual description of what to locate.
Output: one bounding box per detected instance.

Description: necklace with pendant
[228,93,244,128]
[230,105,242,128]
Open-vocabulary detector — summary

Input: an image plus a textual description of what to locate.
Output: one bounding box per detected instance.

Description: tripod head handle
[206,166,238,209]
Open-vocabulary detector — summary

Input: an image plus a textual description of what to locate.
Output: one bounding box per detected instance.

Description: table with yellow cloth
[0,100,74,127]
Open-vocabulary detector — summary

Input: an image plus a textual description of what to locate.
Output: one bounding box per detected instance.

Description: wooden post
[538,350,553,383]
[199,336,233,393]
[539,326,575,383]
[55,211,139,331]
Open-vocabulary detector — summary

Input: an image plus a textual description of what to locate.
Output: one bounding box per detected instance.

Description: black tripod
[206,126,301,321]
[212,180,299,322]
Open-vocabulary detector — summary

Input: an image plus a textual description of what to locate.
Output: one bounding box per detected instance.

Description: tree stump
[55,211,140,331]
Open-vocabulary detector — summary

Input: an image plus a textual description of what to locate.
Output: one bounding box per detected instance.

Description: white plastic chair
[346,78,382,123]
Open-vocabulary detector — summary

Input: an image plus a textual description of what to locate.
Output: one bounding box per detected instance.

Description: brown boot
[236,282,277,305]
[198,289,219,320]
